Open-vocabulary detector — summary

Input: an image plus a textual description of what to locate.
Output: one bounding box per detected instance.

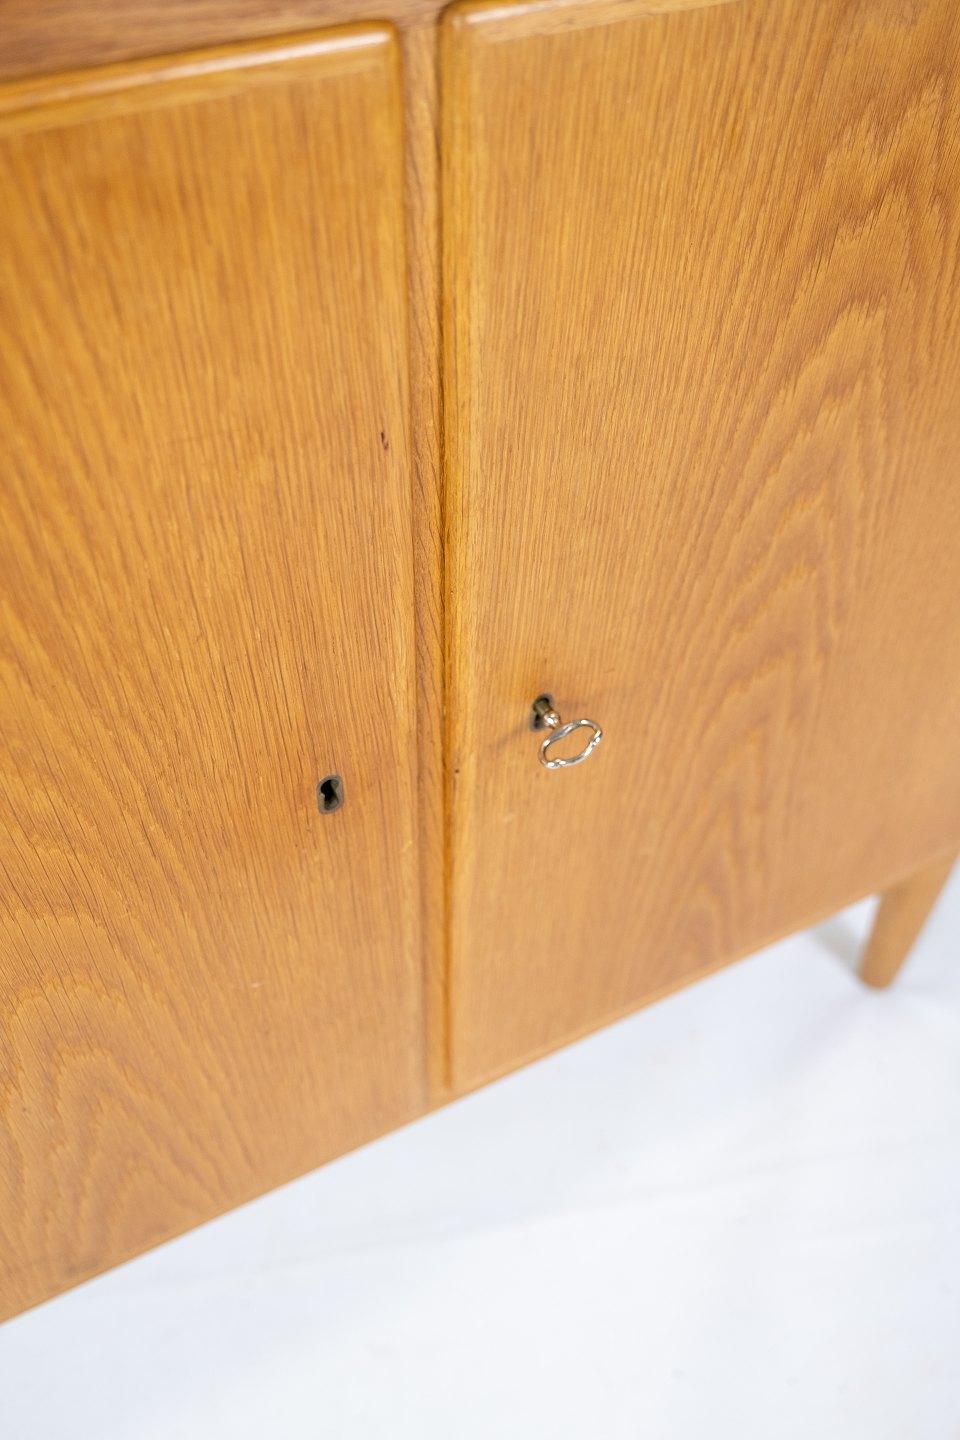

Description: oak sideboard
[2,0,959,1320]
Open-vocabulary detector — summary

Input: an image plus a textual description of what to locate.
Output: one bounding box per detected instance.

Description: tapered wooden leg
[860,855,956,988]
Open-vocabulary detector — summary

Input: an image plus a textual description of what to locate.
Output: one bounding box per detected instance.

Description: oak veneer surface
[444,0,960,1088]
[0,27,423,1320]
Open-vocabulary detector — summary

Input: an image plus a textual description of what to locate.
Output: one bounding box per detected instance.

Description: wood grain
[443,0,960,1088]
[861,854,957,988]
[0,27,423,1320]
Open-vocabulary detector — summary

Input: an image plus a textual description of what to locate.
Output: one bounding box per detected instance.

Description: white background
[3,870,959,1439]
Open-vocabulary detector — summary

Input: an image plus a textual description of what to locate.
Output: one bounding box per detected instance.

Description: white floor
[3,872,959,1440]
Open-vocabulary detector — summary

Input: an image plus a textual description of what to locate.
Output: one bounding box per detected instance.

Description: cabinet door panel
[444,0,960,1087]
[0,28,421,1318]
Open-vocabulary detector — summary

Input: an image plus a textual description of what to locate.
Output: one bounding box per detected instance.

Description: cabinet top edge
[443,0,741,40]
[0,23,396,134]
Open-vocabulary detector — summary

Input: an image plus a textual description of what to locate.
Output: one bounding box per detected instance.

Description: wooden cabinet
[1,0,959,1319]
[0,28,423,1320]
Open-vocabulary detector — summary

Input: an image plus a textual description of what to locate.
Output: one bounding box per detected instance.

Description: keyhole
[317,774,344,814]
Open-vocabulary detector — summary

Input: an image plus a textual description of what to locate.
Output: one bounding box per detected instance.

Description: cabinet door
[0,28,421,1319]
[444,0,960,1088]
